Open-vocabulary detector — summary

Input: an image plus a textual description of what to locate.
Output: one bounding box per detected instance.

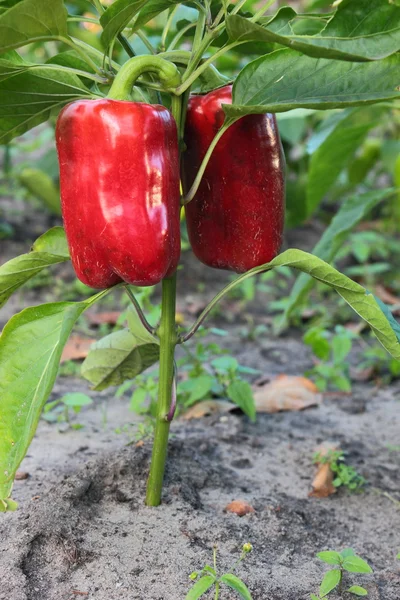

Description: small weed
[313,450,366,493]
[116,331,260,421]
[311,548,372,598]
[304,325,356,392]
[186,543,253,600]
[42,392,93,429]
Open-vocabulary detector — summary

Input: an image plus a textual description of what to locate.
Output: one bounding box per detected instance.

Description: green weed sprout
[311,548,372,598]
[186,543,253,600]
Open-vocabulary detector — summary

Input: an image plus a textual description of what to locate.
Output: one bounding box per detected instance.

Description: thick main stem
[145,275,177,506]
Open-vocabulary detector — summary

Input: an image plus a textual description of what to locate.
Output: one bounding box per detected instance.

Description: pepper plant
[1,0,400,512]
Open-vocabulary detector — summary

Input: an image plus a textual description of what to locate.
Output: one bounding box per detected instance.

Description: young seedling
[42,392,93,430]
[311,548,372,598]
[313,450,366,493]
[186,543,253,600]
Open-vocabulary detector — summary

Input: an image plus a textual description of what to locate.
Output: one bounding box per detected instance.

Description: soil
[1,203,400,600]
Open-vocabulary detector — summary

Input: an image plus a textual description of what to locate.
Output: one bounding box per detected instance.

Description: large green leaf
[0,227,70,309]
[0,0,68,53]
[277,189,396,332]
[225,49,400,117]
[306,106,386,214]
[226,0,400,62]
[0,58,93,142]
[100,0,147,49]
[0,291,110,509]
[81,312,160,391]
[201,249,400,361]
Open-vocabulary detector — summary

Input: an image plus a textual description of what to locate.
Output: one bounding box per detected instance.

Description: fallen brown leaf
[253,375,322,413]
[61,336,94,363]
[182,400,235,420]
[225,500,255,517]
[309,443,340,498]
[374,284,400,307]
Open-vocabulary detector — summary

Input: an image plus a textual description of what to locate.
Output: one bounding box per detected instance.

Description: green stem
[177,42,242,94]
[107,55,181,100]
[182,119,236,205]
[214,582,220,600]
[145,91,184,507]
[125,286,155,334]
[136,30,157,54]
[179,261,271,343]
[160,6,179,51]
[145,275,178,506]
[67,16,99,24]
[168,23,197,51]
[250,0,277,23]
[231,0,249,15]
[60,37,103,75]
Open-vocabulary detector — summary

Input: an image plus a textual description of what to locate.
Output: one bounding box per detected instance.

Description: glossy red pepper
[182,85,285,273]
[56,99,180,288]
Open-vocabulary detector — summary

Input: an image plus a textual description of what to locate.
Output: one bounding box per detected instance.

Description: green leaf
[81,329,160,391]
[227,380,256,422]
[341,548,356,558]
[226,0,400,62]
[0,227,70,309]
[19,168,61,215]
[217,249,400,361]
[342,556,373,573]
[226,49,400,117]
[306,106,386,215]
[332,335,352,364]
[0,0,68,53]
[374,297,400,344]
[185,575,215,600]
[310,595,320,600]
[316,551,342,566]
[347,586,368,596]
[32,227,69,256]
[220,573,252,600]
[132,0,182,33]
[0,59,93,143]
[60,393,93,408]
[319,569,341,596]
[0,291,109,506]
[100,0,147,49]
[180,375,214,405]
[276,188,396,332]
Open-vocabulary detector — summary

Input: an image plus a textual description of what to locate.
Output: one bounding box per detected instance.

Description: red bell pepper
[182,85,285,273]
[56,99,180,288]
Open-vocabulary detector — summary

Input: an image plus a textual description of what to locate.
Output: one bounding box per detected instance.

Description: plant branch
[250,0,277,23]
[182,119,236,205]
[160,6,179,51]
[125,286,156,335]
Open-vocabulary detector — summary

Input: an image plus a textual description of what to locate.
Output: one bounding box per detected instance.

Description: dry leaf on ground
[374,284,400,306]
[225,500,255,517]
[309,443,340,498]
[61,336,94,363]
[253,375,322,413]
[182,400,235,420]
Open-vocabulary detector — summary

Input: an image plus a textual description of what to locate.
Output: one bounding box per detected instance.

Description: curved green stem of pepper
[107,56,181,100]
[182,118,238,206]
[124,286,156,335]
